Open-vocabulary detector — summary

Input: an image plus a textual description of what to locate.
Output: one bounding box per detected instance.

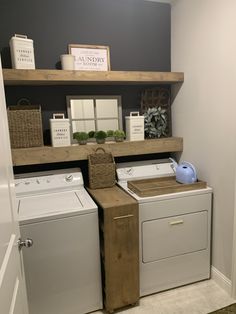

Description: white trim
[231,164,236,298]
[0,234,15,286]
[211,266,232,295]
[9,278,19,314]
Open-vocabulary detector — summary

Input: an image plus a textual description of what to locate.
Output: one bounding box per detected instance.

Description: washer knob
[65,174,73,182]
[126,168,133,175]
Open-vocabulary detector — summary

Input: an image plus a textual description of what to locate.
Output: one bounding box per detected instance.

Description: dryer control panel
[116,159,175,182]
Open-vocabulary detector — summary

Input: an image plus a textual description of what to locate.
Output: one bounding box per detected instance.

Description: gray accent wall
[0,0,170,70]
[0,0,171,160]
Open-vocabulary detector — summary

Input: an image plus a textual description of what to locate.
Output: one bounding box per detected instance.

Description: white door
[0,58,29,314]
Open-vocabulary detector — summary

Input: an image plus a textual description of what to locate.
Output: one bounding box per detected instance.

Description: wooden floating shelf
[3,69,184,86]
[11,137,183,166]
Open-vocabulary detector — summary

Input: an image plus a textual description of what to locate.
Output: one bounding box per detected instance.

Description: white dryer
[116,159,212,297]
[15,168,102,314]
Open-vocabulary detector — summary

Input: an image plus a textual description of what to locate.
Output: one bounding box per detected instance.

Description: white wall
[171,0,236,279]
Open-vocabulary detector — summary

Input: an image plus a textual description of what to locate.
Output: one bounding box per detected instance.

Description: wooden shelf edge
[11,137,183,166]
[3,69,184,85]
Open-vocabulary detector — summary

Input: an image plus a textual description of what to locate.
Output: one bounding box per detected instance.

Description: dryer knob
[65,174,73,182]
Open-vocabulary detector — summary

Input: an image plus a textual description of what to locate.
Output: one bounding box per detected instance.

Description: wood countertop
[87,185,137,208]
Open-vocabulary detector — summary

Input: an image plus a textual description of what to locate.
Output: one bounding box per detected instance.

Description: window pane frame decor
[66,95,123,142]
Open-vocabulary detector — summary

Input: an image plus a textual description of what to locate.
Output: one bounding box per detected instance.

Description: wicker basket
[88,147,116,189]
[7,99,44,148]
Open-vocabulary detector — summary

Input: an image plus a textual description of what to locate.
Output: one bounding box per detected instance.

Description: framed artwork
[68,44,111,71]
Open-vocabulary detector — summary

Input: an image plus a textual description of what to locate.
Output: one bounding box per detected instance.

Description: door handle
[113,214,134,220]
[169,220,184,226]
[18,238,33,250]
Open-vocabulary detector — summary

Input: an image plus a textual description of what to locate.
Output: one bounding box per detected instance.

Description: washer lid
[18,190,96,223]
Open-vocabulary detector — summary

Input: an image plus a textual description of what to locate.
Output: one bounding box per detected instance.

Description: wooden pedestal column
[88,186,139,313]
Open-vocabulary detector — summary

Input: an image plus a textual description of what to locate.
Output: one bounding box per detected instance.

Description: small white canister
[125,112,144,141]
[9,34,35,69]
[50,113,71,147]
[60,54,75,70]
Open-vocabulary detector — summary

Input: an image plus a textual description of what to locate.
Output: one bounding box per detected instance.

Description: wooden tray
[127,176,207,197]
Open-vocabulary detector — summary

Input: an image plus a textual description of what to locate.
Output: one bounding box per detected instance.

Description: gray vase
[78,140,87,145]
[96,138,105,144]
[115,137,124,142]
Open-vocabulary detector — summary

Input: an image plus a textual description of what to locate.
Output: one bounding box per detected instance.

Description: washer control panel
[15,168,83,196]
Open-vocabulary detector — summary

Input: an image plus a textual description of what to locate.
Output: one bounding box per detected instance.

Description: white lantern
[50,114,71,147]
[125,112,144,141]
[9,34,35,69]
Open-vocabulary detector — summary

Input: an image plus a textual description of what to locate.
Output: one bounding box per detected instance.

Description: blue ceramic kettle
[169,158,197,184]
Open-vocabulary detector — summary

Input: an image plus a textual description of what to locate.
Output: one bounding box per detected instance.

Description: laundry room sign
[69,44,110,71]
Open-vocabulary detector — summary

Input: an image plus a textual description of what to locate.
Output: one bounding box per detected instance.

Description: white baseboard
[211,266,232,295]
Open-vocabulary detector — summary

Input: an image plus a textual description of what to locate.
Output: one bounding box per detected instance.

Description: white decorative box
[9,34,35,69]
[125,112,144,141]
[50,114,71,147]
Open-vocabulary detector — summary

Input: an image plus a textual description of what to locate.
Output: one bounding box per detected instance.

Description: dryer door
[142,211,208,263]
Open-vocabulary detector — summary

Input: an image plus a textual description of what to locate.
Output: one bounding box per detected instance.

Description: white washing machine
[116,159,212,297]
[15,168,103,314]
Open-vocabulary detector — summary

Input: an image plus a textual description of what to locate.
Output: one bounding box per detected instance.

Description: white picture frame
[68,44,111,71]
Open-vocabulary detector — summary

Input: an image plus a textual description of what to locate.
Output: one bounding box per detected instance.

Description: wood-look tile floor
[93,280,235,314]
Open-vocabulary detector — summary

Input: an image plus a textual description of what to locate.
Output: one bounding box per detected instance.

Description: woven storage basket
[7,99,43,148]
[88,147,116,189]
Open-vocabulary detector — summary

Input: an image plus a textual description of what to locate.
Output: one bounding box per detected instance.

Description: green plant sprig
[144,106,167,138]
